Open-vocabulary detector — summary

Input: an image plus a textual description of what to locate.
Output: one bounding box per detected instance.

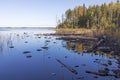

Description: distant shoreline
[0,27,55,29]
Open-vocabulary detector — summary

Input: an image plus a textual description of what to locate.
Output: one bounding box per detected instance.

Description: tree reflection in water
[64,41,120,59]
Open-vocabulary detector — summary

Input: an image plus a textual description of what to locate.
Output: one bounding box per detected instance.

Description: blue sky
[0,0,117,27]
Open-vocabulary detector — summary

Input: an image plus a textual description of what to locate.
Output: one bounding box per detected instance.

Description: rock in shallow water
[37,49,42,51]
[77,76,84,79]
[41,46,49,50]
[25,41,28,43]
[9,46,14,48]
[23,51,31,54]
[112,69,120,78]
[26,55,32,58]
[75,65,79,67]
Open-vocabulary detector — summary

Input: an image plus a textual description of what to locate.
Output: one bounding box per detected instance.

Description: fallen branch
[56,59,78,75]
[87,35,106,52]
[86,70,114,77]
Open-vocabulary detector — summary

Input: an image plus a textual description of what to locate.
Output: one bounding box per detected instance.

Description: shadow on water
[0,28,119,80]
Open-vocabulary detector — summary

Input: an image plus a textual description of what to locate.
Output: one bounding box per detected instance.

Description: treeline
[57,1,120,29]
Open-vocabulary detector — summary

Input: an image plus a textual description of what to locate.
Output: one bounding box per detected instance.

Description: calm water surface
[0,28,119,80]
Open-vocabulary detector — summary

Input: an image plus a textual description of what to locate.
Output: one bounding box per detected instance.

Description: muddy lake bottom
[0,28,120,80]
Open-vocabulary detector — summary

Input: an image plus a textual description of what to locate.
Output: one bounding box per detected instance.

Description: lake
[0,28,119,80]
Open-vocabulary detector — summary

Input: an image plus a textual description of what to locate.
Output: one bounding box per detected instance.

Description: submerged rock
[118,65,120,68]
[102,64,108,67]
[45,40,50,42]
[53,42,56,44]
[44,37,47,38]
[37,49,42,51]
[26,55,32,58]
[65,56,68,58]
[104,68,110,72]
[94,76,98,78]
[81,64,86,66]
[85,70,92,73]
[108,60,112,65]
[9,46,14,48]
[25,41,28,43]
[95,59,99,61]
[112,69,120,78]
[75,65,79,67]
[38,37,41,38]
[48,37,51,39]
[23,51,31,54]
[77,76,84,79]
[41,46,49,50]
[98,69,109,75]
[48,57,51,59]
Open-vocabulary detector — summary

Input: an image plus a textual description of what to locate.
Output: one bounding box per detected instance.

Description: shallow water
[0,28,119,80]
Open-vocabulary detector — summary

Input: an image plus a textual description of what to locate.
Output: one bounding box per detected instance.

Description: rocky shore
[41,32,120,56]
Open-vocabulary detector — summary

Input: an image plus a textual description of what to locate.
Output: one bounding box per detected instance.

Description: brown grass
[56,28,120,43]
[104,28,120,43]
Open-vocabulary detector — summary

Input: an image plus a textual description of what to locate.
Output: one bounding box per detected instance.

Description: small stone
[102,64,108,67]
[48,57,51,59]
[26,55,32,58]
[95,59,99,60]
[81,64,86,66]
[65,56,68,58]
[118,65,120,68]
[85,71,91,73]
[75,65,79,67]
[53,42,56,44]
[108,60,112,65]
[44,37,47,38]
[94,76,98,78]
[98,69,109,74]
[46,40,50,42]
[77,76,84,79]
[104,68,110,72]
[23,51,31,54]
[112,69,120,78]
[37,49,42,51]
[41,46,49,50]
[25,41,28,43]
[9,46,14,48]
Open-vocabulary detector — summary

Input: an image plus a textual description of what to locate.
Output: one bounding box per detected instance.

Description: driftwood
[87,35,106,52]
[93,38,104,49]
[86,70,114,77]
[56,59,78,75]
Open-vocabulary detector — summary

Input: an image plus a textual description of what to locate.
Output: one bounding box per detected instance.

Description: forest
[57,0,120,29]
